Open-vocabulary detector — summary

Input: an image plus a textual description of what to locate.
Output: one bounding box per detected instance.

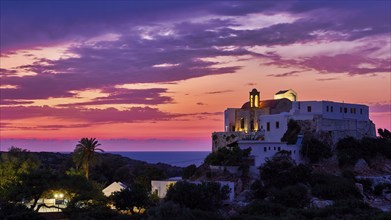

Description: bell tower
[249,88,260,108]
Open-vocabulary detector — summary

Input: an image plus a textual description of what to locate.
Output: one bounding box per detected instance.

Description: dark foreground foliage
[165,181,229,211]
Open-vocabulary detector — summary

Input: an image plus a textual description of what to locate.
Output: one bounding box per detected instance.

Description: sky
[1,0,390,152]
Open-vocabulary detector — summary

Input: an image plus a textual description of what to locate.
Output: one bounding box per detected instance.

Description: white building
[102,181,127,197]
[212,89,376,167]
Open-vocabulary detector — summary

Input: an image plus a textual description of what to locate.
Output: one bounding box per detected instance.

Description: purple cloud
[0,106,182,123]
[59,88,173,107]
[205,90,234,95]
[267,53,390,76]
[1,1,390,106]
[370,103,391,113]
[267,70,303,77]
[316,77,339,81]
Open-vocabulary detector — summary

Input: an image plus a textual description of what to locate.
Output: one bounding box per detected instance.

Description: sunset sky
[1,1,390,152]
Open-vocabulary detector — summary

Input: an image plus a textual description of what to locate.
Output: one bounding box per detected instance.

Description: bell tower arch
[249,88,260,108]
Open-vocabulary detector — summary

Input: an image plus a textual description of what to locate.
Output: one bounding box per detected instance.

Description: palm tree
[73,138,104,179]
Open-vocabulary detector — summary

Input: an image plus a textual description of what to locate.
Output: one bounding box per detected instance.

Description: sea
[108,151,211,167]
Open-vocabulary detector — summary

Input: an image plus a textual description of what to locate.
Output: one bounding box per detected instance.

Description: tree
[268,184,310,208]
[182,164,197,179]
[165,181,230,211]
[110,187,151,214]
[133,165,167,190]
[281,119,301,144]
[147,201,195,220]
[204,146,251,166]
[73,138,104,179]
[260,156,311,189]
[0,147,40,201]
[300,135,332,163]
[0,200,45,220]
[336,137,363,167]
[309,172,362,200]
[378,128,391,140]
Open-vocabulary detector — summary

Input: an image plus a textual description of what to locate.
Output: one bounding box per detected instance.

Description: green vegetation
[281,119,301,144]
[1,131,390,219]
[110,186,151,214]
[0,200,45,220]
[132,165,167,190]
[0,147,40,197]
[182,164,197,179]
[309,172,362,200]
[378,128,391,140]
[0,139,181,219]
[301,135,332,163]
[244,152,388,219]
[260,155,311,189]
[336,134,391,167]
[204,145,251,166]
[165,181,230,211]
[73,138,104,179]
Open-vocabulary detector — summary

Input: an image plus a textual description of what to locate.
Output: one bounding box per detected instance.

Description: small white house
[102,182,127,197]
[151,180,235,201]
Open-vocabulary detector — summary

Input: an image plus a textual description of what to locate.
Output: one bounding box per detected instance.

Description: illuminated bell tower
[249,88,260,108]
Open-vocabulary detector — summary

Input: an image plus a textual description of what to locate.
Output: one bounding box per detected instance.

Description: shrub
[241,200,286,216]
[310,173,362,200]
[182,164,197,179]
[300,135,332,163]
[0,200,45,220]
[250,180,268,199]
[260,157,311,188]
[110,187,151,214]
[204,146,251,166]
[147,201,195,220]
[297,199,381,219]
[356,178,373,193]
[373,183,391,195]
[268,184,310,208]
[165,181,229,211]
[281,119,301,144]
[336,137,363,167]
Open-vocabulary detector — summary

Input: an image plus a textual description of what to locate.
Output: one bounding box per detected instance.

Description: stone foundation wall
[295,116,376,148]
[212,132,247,152]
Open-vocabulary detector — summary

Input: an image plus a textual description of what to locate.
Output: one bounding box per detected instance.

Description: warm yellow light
[255,95,259,107]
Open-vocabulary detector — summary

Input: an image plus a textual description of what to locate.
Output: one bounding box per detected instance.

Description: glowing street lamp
[54,193,64,212]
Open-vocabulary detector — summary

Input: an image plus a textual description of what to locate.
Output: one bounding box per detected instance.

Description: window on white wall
[307,106,312,112]
[240,118,245,129]
[266,122,270,131]
[276,121,280,129]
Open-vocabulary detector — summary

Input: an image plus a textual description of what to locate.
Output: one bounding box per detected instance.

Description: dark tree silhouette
[73,138,104,179]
